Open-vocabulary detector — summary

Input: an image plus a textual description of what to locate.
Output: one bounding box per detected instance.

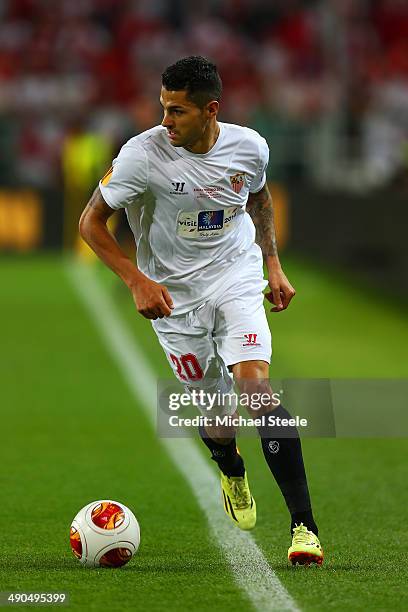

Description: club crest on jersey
[230,172,246,194]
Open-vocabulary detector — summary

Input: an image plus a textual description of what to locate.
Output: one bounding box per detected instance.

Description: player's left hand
[264,261,296,312]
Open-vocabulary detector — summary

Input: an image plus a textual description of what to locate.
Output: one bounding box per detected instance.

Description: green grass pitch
[1,255,407,611]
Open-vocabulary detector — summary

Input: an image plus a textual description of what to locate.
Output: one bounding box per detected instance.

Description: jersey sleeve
[249,136,269,193]
[99,141,148,210]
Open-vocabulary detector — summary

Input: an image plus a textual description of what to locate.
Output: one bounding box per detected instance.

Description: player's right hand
[130,276,174,319]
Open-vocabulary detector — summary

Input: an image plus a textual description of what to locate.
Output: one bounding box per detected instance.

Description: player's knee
[184,369,237,414]
[234,376,276,416]
[232,359,269,382]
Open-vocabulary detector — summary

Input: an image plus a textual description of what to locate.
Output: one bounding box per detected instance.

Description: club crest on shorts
[230,172,246,194]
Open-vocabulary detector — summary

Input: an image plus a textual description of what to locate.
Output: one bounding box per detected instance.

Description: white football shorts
[152,246,272,414]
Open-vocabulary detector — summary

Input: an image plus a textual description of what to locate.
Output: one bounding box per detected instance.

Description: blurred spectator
[62,115,111,248]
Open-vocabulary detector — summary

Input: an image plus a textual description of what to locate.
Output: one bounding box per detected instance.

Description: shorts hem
[223,353,272,368]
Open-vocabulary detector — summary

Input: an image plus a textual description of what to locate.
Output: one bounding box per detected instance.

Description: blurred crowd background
[0,0,407,295]
[1,0,408,191]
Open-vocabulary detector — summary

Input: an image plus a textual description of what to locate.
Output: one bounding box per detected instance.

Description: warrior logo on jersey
[198,210,224,231]
[171,181,185,192]
[230,172,246,194]
[170,180,188,195]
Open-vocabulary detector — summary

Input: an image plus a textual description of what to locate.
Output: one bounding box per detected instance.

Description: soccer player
[79,56,323,565]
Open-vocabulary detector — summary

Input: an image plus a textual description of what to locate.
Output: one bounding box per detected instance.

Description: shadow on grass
[4,554,225,575]
[273,562,379,572]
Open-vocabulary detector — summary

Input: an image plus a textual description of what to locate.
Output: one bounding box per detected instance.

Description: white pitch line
[66,260,300,612]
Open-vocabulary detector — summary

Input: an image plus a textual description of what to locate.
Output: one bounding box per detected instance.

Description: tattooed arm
[79,187,173,319]
[247,183,295,311]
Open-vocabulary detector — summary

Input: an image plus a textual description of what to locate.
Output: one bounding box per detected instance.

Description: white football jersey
[99,122,269,314]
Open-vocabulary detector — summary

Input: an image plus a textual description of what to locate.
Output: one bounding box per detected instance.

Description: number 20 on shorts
[170,353,203,381]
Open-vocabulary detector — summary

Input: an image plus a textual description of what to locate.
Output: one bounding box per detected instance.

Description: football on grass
[70,500,140,568]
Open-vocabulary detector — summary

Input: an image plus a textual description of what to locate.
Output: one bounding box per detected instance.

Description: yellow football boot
[288,523,323,566]
[220,471,256,530]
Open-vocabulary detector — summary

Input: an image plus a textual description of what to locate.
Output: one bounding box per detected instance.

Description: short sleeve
[249,137,269,194]
[99,141,148,210]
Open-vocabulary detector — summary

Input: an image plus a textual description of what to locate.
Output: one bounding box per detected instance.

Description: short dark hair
[162,56,222,107]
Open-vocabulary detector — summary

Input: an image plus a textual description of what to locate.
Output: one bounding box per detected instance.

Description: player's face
[160,87,214,148]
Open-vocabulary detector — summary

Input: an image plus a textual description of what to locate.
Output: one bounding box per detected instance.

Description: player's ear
[206,100,219,117]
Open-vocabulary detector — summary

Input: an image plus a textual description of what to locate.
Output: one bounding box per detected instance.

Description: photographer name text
[167,414,308,428]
